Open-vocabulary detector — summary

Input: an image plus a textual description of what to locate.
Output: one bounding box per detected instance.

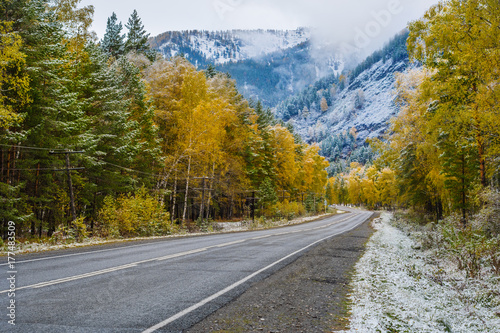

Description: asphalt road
[0,208,373,333]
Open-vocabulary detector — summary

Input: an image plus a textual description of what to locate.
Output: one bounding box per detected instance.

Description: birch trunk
[206,162,215,220]
[182,156,192,224]
[171,174,177,223]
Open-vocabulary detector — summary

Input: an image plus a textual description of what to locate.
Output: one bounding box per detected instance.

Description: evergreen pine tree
[1,0,90,234]
[204,64,217,79]
[124,10,151,57]
[258,177,278,209]
[0,182,30,238]
[438,131,479,224]
[78,45,137,205]
[114,55,161,181]
[244,101,277,188]
[101,12,124,58]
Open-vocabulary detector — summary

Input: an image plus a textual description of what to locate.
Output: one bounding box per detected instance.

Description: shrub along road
[0,208,373,332]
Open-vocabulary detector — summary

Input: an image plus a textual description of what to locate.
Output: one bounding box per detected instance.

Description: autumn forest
[1,0,499,247]
[1,0,331,240]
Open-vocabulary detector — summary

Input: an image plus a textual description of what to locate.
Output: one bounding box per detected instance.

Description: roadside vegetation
[343,213,499,332]
[1,205,337,255]
[328,0,500,275]
[0,0,330,248]
[331,1,500,330]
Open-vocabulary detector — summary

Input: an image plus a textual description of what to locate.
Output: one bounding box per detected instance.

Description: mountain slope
[275,31,411,163]
[149,29,311,67]
[149,29,344,107]
[150,28,412,165]
[216,41,344,107]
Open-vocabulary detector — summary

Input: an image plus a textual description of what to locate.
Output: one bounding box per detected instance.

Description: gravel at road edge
[187,215,376,333]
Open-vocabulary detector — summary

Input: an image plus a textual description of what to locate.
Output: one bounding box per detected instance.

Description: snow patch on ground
[344,212,500,333]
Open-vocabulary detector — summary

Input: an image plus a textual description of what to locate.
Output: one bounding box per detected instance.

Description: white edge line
[0,241,163,266]
[0,263,139,293]
[141,216,367,333]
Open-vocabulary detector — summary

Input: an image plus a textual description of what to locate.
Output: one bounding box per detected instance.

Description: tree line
[0,0,329,240]
[328,0,500,226]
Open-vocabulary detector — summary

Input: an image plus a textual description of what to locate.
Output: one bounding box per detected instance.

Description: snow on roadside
[216,213,332,232]
[344,212,500,333]
[3,213,337,255]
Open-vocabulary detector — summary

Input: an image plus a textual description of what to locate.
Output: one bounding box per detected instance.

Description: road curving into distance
[1,207,373,333]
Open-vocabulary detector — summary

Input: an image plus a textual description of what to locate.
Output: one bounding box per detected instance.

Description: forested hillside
[274,30,410,178]
[149,29,344,108]
[149,28,311,67]
[215,42,344,107]
[0,0,329,241]
[276,30,409,123]
[325,0,499,281]
[327,1,500,214]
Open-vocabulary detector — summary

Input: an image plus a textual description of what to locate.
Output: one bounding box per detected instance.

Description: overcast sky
[80,0,438,53]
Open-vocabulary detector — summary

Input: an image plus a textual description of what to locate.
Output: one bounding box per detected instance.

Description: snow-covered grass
[216,213,332,232]
[344,212,500,333]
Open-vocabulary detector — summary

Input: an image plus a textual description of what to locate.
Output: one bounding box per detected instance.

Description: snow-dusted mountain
[275,31,410,164]
[291,58,407,143]
[149,29,345,107]
[149,28,311,66]
[217,40,346,106]
[150,28,411,165]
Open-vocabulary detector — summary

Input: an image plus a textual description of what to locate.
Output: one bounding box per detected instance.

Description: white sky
[80,0,438,52]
